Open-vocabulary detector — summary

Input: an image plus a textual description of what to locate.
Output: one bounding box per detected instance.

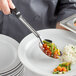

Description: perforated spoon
[10,8,56,57]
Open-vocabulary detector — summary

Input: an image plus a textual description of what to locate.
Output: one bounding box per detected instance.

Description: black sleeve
[56,0,76,22]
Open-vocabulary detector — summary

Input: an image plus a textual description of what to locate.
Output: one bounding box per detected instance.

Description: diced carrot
[47,49,51,52]
[56,56,59,59]
[53,55,58,59]
[54,68,57,72]
[45,47,48,50]
[57,66,62,72]
[46,50,49,54]
[43,43,47,48]
[54,51,58,55]
[46,49,49,52]
[62,67,67,72]
[55,49,59,53]
[49,51,52,56]
[46,49,51,56]
[49,50,52,54]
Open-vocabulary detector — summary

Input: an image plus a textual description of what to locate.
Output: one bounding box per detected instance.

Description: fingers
[8,0,15,9]
[0,7,1,11]
[0,4,1,10]
[0,0,10,15]
[0,0,15,15]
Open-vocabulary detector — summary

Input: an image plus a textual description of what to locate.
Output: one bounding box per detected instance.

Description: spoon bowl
[39,39,62,58]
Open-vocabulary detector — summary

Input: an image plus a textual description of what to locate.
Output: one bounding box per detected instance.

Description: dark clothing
[0,0,76,42]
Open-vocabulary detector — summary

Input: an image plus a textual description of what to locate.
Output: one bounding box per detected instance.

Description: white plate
[0,34,20,74]
[9,63,24,76]
[18,29,76,76]
[0,62,23,76]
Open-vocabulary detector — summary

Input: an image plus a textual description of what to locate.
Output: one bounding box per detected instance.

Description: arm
[0,0,15,15]
[56,22,69,30]
[56,22,66,29]
[56,0,76,29]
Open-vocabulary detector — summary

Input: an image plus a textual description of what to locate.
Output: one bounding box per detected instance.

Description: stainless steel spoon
[10,8,53,57]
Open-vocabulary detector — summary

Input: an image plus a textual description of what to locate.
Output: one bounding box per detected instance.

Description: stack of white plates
[0,34,24,76]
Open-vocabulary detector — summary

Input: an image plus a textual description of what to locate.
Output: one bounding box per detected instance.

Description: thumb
[8,0,15,9]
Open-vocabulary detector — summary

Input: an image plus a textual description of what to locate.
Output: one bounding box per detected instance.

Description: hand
[56,22,69,31]
[0,0,15,15]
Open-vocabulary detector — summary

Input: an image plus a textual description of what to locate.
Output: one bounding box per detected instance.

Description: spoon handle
[10,8,43,44]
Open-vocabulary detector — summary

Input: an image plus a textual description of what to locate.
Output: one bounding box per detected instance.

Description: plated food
[52,44,76,74]
[40,40,62,59]
[40,40,73,74]
[53,62,71,74]
[40,40,76,74]
[42,40,76,74]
